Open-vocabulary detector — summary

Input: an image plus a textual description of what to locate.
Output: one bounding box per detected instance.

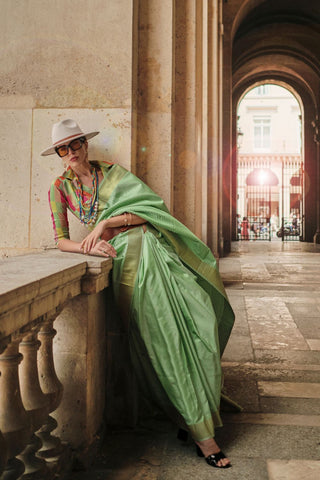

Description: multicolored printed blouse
[48,161,113,243]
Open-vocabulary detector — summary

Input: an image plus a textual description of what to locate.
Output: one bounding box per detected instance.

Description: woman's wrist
[101,218,110,229]
[123,213,132,226]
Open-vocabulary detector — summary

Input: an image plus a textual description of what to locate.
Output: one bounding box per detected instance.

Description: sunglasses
[55,137,85,157]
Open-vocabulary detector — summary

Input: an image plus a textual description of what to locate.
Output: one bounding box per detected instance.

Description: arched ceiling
[231,0,320,109]
[234,0,320,41]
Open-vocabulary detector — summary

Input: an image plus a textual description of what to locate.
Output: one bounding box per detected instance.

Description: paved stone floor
[69,240,320,480]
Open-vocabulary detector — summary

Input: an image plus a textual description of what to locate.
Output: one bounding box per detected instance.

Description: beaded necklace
[74,168,99,225]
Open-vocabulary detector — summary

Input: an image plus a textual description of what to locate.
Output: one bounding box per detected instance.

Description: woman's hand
[85,239,117,258]
[81,220,108,253]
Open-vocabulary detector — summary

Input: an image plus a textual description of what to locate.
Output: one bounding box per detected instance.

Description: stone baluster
[0,430,8,476]
[0,340,31,480]
[17,331,51,480]
[36,319,68,474]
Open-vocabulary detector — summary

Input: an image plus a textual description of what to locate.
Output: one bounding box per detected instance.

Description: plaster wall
[0,0,133,254]
[0,0,225,256]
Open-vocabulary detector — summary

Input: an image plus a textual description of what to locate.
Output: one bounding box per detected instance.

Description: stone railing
[0,250,112,479]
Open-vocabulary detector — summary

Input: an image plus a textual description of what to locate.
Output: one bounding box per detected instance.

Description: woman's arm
[81,213,146,253]
[103,213,146,229]
[49,181,117,258]
[57,238,117,258]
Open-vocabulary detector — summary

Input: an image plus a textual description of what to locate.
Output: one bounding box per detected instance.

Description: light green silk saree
[95,162,235,441]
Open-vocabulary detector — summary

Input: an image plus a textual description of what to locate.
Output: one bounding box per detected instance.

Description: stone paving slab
[258,381,320,399]
[260,396,320,415]
[254,349,320,365]
[223,412,320,427]
[246,297,309,350]
[306,339,320,350]
[267,459,320,480]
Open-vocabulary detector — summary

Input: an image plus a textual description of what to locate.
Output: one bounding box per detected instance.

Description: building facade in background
[237,84,303,240]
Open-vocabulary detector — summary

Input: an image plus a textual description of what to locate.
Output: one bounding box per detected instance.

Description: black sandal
[196,445,232,468]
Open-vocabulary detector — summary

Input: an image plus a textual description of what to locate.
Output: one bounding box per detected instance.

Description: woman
[42,119,235,468]
[241,217,249,240]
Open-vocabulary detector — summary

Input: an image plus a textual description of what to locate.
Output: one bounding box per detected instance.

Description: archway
[236,83,303,241]
[228,0,320,247]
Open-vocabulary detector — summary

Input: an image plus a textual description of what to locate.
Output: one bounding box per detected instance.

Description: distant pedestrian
[241,217,249,240]
[251,220,258,240]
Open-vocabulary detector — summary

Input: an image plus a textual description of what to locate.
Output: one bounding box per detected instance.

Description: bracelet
[123,213,133,227]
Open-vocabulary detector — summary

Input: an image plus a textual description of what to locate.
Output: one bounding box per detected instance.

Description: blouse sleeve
[48,181,70,243]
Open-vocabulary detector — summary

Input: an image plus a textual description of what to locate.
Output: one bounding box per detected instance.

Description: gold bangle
[128,213,132,226]
[123,213,128,226]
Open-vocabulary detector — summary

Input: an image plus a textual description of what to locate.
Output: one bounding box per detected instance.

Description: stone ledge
[0,250,113,349]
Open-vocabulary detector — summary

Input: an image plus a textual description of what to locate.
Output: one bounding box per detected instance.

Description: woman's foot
[195,438,231,468]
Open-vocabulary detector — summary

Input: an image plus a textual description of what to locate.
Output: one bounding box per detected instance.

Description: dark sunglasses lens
[69,139,83,151]
[56,145,69,157]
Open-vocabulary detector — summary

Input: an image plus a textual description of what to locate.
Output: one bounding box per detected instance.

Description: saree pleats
[111,225,223,441]
[97,163,235,355]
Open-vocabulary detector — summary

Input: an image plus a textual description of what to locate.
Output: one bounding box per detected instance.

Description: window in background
[253,116,271,151]
[256,85,270,96]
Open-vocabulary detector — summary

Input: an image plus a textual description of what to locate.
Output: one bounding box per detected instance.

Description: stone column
[0,340,31,480]
[312,117,320,243]
[133,0,218,247]
[133,0,174,208]
[221,0,234,254]
[173,0,198,232]
[207,0,223,254]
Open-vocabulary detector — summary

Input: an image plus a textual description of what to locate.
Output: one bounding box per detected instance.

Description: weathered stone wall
[0,0,133,254]
[0,0,227,257]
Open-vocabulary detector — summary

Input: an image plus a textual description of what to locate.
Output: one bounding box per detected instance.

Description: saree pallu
[95,162,235,441]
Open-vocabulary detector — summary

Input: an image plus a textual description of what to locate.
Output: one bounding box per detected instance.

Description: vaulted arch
[222,0,320,250]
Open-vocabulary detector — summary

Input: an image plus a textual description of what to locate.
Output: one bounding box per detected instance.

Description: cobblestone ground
[69,240,320,480]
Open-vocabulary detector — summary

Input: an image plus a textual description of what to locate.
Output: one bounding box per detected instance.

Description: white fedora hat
[41,119,99,156]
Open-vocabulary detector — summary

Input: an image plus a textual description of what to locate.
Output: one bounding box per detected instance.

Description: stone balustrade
[0,250,113,479]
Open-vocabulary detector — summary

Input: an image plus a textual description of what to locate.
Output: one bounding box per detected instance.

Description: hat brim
[40,131,100,156]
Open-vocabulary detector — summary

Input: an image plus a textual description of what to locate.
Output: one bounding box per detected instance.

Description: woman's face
[59,139,89,169]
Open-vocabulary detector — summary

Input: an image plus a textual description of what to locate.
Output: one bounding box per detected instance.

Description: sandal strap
[206,451,226,462]
[205,450,231,468]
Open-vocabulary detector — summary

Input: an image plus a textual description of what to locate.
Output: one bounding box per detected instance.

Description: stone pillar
[0,341,31,480]
[207,0,223,254]
[221,0,234,254]
[312,117,320,243]
[173,0,198,232]
[194,0,209,242]
[133,0,221,249]
[133,0,174,208]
